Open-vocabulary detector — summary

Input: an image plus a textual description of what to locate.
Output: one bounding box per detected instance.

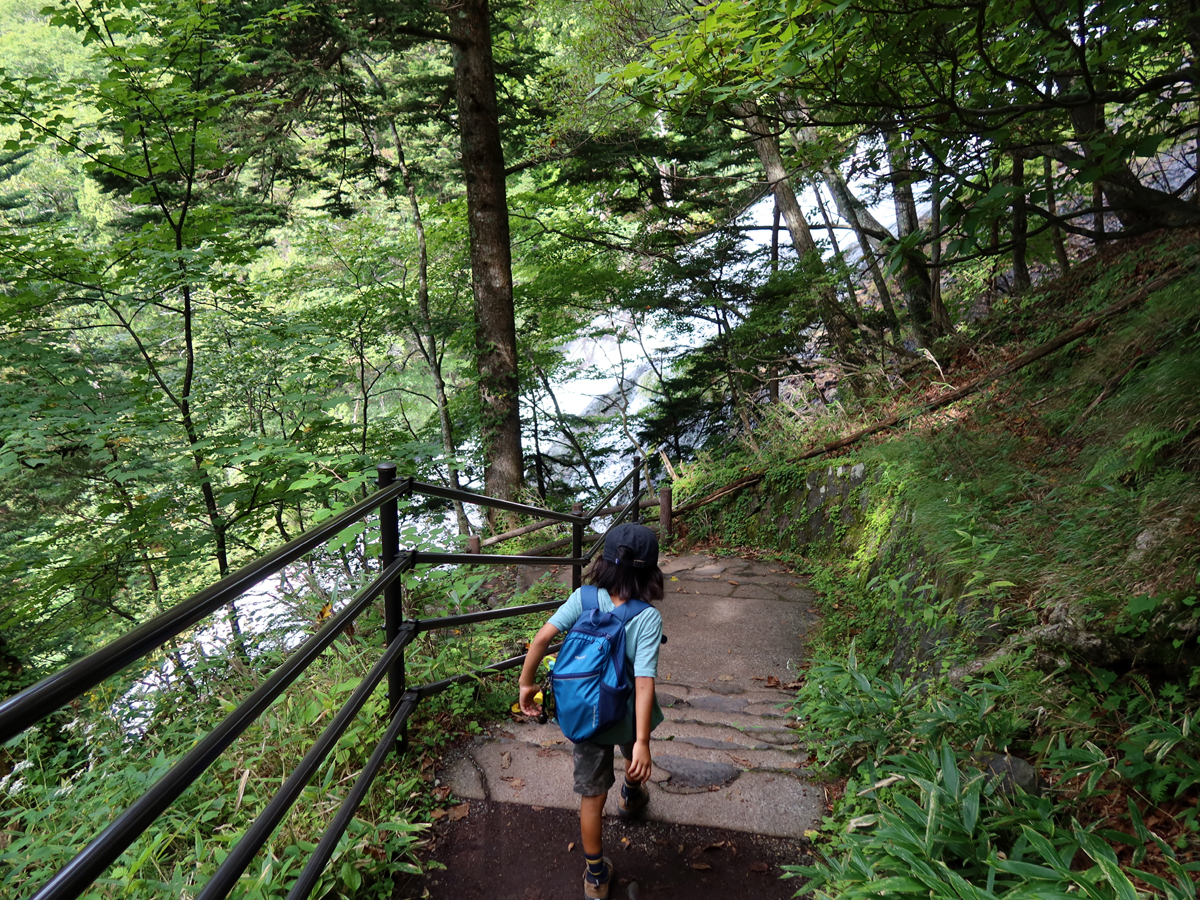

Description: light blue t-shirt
[548,586,665,744]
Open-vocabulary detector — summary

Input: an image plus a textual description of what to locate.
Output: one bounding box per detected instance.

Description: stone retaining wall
[680,461,985,674]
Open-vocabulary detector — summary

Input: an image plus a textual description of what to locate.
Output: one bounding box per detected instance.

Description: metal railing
[0,458,658,900]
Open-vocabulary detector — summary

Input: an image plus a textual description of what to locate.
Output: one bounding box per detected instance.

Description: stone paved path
[441,554,824,839]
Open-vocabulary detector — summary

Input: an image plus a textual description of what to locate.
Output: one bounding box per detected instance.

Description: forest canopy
[0,0,1197,895]
[0,0,1192,692]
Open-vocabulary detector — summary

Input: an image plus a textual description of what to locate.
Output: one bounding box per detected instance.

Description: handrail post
[571,503,583,591]
[631,457,642,524]
[376,463,406,750]
[660,485,672,546]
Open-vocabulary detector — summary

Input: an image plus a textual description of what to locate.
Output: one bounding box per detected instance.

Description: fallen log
[673,262,1193,516]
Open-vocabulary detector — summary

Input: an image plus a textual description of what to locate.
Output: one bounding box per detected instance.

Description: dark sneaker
[583,857,614,900]
[618,781,649,819]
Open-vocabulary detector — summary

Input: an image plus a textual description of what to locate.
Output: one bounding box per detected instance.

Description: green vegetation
[670,233,1200,896]
[0,555,560,898]
[0,0,1196,893]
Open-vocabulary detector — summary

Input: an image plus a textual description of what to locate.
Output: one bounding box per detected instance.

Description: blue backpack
[551,586,650,743]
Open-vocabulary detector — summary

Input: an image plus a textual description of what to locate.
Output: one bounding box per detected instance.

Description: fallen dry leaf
[765,675,782,688]
[846,814,878,832]
[678,844,685,853]
[500,751,511,770]
[729,755,752,766]
[429,808,447,820]
[620,837,631,847]
[690,863,712,871]
[749,862,769,873]
[718,674,734,682]
[446,802,470,822]
[856,775,905,796]
[568,842,576,851]
[500,776,526,790]
[536,749,558,758]
[670,576,679,581]
[532,805,545,811]
[727,580,738,585]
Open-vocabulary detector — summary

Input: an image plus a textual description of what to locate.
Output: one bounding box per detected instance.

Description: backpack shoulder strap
[612,598,651,623]
[580,585,600,612]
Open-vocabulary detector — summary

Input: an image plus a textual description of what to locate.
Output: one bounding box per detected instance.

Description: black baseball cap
[602,523,659,569]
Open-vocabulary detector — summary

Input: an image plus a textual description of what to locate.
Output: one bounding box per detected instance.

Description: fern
[1087,425,1187,483]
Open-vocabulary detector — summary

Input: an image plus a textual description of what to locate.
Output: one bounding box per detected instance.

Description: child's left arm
[518,621,560,716]
[627,676,655,781]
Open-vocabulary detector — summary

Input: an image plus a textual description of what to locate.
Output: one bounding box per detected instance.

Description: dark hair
[587,548,664,602]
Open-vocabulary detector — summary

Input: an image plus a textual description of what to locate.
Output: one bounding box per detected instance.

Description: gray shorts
[572,740,634,796]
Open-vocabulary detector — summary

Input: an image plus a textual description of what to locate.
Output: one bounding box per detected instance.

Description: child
[518,522,665,900]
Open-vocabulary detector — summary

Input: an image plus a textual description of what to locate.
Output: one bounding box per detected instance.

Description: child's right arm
[517,621,560,716]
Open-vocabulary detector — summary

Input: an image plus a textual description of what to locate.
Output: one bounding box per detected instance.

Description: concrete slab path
[440,554,825,840]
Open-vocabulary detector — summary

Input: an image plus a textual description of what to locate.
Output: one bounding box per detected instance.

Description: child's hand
[518,683,542,717]
[627,739,652,782]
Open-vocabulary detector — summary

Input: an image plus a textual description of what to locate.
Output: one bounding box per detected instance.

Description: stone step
[659,705,801,740]
[436,553,825,841]
[658,690,794,720]
[469,717,804,772]
[653,721,805,763]
[440,737,822,839]
[657,680,799,708]
[665,580,817,604]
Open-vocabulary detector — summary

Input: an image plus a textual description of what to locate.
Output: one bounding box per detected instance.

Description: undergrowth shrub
[0,550,556,899]
[792,740,1199,900]
[791,651,1200,898]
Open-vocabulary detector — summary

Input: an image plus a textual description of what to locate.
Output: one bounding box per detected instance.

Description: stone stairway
[441,554,825,839]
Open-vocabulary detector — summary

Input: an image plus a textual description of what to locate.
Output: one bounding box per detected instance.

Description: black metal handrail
[0,479,413,745]
[0,458,649,900]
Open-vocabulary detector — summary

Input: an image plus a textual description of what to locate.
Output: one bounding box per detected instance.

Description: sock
[585,853,607,882]
[621,776,638,798]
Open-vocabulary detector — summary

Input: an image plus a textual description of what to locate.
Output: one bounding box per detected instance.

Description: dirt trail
[393,554,825,899]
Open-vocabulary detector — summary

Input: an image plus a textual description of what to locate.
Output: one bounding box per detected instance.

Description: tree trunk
[447,0,522,517]
[530,397,547,501]
[814,185,861,315]
[1058,97,1200,230]
[735,102,858,363]
[395,138,470,533]
[928,163,952,333]
[767,201,780,403]
[361,56,472,535]
[1011,153,1031,292]
[1045,156,1072,272]
[886,132,937,346]
[820,165,902,336]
